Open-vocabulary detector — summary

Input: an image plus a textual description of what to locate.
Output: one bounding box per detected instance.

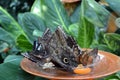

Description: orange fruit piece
[73,64,91,74]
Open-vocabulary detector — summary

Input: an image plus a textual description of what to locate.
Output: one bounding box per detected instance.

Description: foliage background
[0,0,120,80]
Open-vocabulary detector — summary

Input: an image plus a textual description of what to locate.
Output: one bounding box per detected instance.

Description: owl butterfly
[22,26,98,73]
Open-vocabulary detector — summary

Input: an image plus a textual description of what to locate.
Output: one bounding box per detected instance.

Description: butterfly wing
[22,28,52,63]
[80,48,98,66]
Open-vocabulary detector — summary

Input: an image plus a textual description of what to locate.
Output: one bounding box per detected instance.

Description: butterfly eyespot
[55,50,58,53]
[43,51,47,56]
[63,58,68,63]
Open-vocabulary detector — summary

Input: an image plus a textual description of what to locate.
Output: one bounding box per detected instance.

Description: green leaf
[0,6,23,39]
[70,5,81,23]
[3,55,23,64]
[104,33,120,52]
[83,0,110,27]
[0,55,35,80]
[116,71,120,79]
[18,13,46,43]
[77,19,94,48]
[91,44,112,52]
[0,7,24,46]
[116,72,120,79]
[0,28,15,46]
[31,0,45,18]
[16,34,32,52]
[77,0,95,48]
[106,0,120,16]
[0,41,9,53]
[33,30,43,37]
[68,23,79,39]
[32,0,71,32]
[104,73,120,80]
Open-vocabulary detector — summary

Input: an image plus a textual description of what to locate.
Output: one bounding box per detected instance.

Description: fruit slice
[73,64,91,74]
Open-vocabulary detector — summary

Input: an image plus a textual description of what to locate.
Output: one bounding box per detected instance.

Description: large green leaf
[77,0,95,48]
[84,0,110,28]
[104,33,120,52]
[33,29,43,37]
[68,23,79,39]
[69,0,111,28]
[70,5,81,23]
[106,0,120,16]
[3,55,23,64]
[0,7,24,46]
[0,7,32,54]
[16,34,32,52]
[18,13,46,43]
[77,19,94,48]
[31,0,71,32]
[1,55,49,80]
[0,6,23,39]
[0,28,15,46]
[31,0,45,18]
[0,55,35,80]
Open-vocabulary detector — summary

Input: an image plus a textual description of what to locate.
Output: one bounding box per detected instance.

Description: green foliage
[31,0,44,18]
[103,72,120,80]
[0,0,120,80]
[0,55,34,80]
[82,0,110,27]
[31,0,71,32]
[77,0,95,48]
[68,23,79,38]
[0,41,9,53]
[70,5,81,23]
[104,33,120,51]
[106,0,120,16]
[18,13,46,43]
[16,34,32,52]
[0,7,22,37]
[104,33,120,56]
[0,7,23,46]
[0,55,48,80]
